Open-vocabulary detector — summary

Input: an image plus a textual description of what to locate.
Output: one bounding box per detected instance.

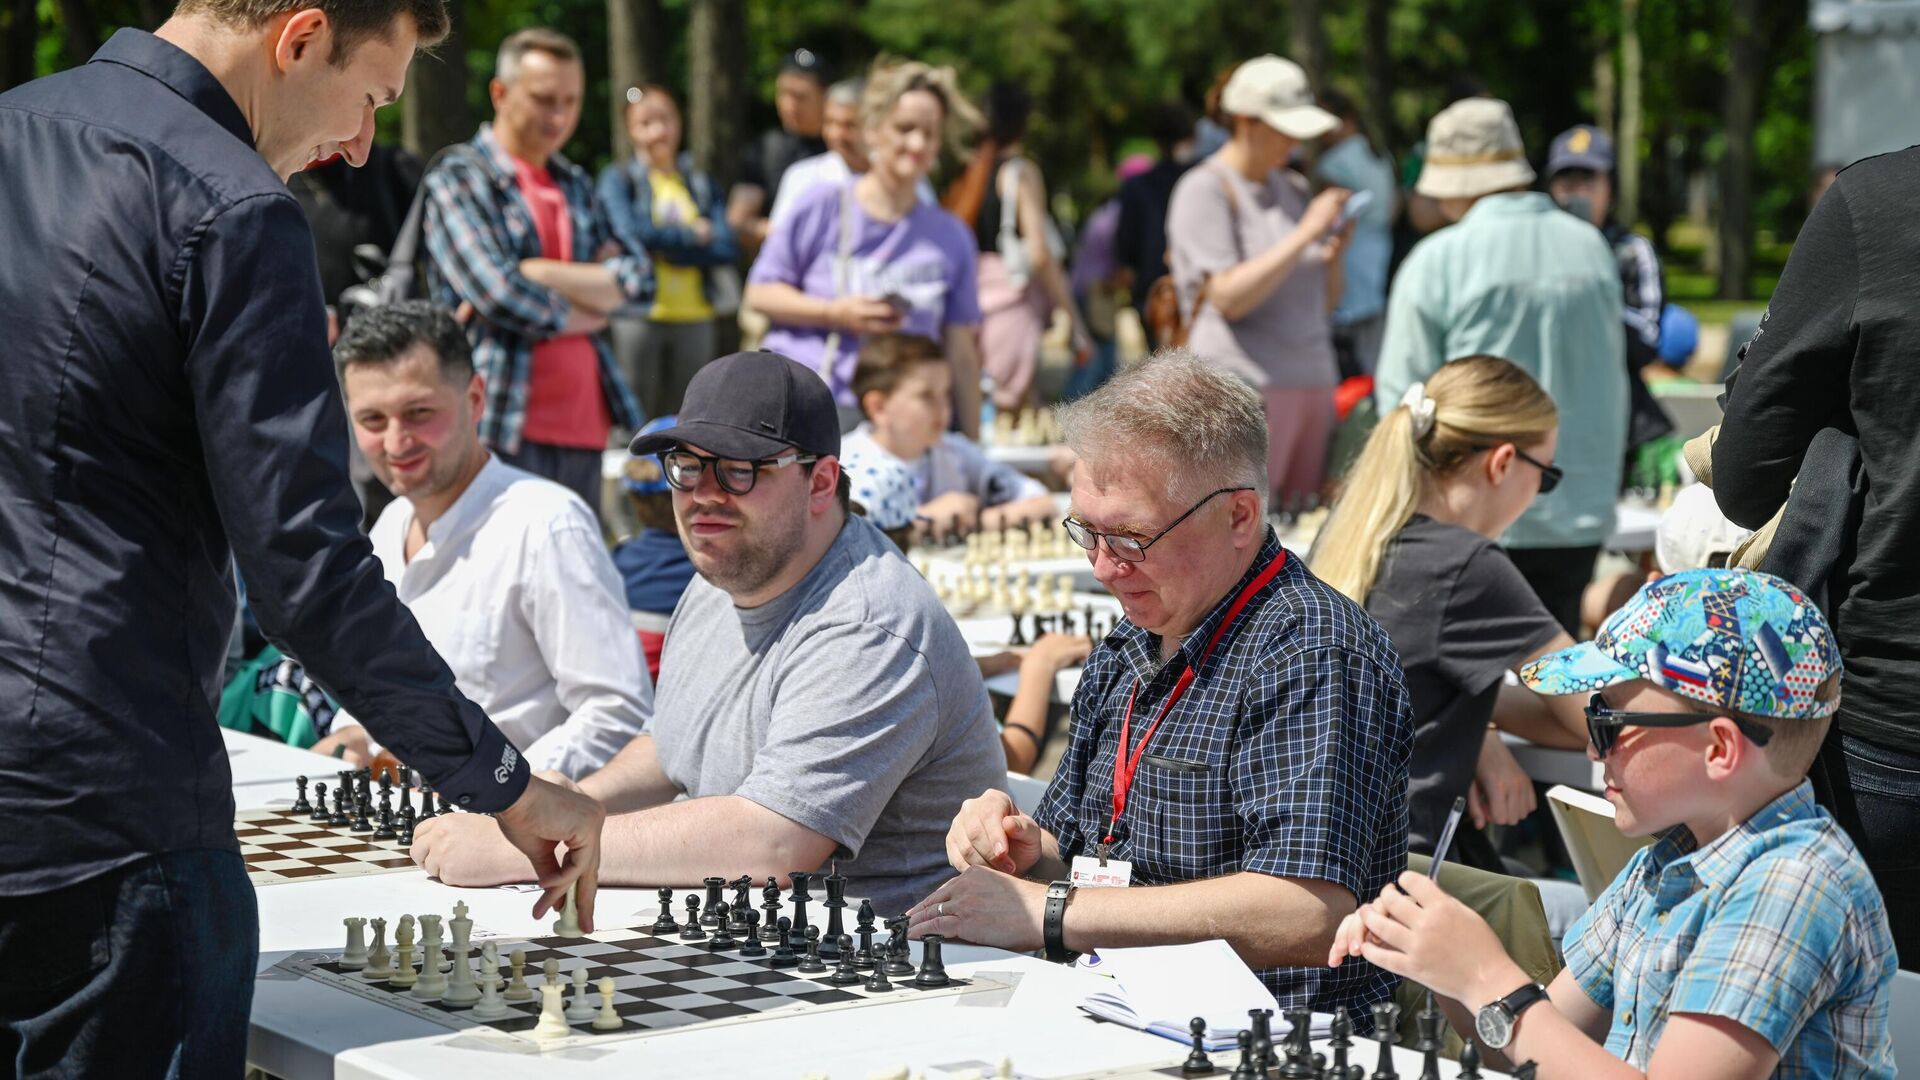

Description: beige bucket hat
[1219,56,1339,141]
[1415,98,1536,199]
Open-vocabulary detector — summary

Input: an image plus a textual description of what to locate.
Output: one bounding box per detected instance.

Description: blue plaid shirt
[423,124,649,453]
[1564,782,1896,1076]
[1034,530,1413,1019]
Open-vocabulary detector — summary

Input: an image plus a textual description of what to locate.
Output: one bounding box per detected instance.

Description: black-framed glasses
[660,449,817,497]
[1472,444,1563,495]
[1584,692,1773,758]
[1061,487,1253,564]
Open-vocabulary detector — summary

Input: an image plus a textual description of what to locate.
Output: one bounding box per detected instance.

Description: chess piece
[827,934,862,986]
[913,934,950,988]
[328,785,349,827]
[821,871,848,959]
[349,792,372,833]
[470,945,512,1020]
[412,915,447,998]
[396,806,416,847]
[1008,610,1028,647]
[362,917,392,980]
[1229,1031,1256,1080]
[737,908,768,957]
[553,882,583,938]
[1370,1001,1400,1080]
[652,887,679,934]
[1328,1011,1351,1078]
[441,939,480,1006]
[883,917,915,977]
[853,900,878,969]
[1455,1043,1481,1080]
[531,981,570,1040]
[389,915,418,989]
[1415,996,1443,1080]
[592,976,621,1031]
[504,949,532,1000]
[1249,1010,1277,1069]
[701,876,726,926]
[760,878,785,942]
[706,902,737,951]
[339,917,369,970]
[730,876,754,933]
[1279,1007,1315,1079]
[1511,1062,1536,1080]
[788,871,814,948]
[543,957,560,990]
[418,784,436,819]
[372,794,396,841]
[796,927,827,974]
[768,917,798,967]
[291,775,312,814]
[680,895,706,940]
[862,959,895,993]
[398,767,413,820]
[1181,1016,1214,1074]
[309,781,330,822]
[564,965,595,1023]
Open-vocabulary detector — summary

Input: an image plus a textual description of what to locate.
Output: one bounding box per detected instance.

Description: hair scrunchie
[1399,381,1437,441]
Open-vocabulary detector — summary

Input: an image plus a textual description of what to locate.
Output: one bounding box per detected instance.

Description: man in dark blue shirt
[0,1,604,1072]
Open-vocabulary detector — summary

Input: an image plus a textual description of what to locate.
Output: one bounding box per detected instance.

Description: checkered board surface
[287,928,997,1051]
[236,807,417,885]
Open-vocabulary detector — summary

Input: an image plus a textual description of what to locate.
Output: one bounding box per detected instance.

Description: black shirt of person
[744,127,827,201]
[1364,516,1561,871]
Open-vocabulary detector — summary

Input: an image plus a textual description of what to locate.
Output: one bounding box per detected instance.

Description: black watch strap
[1043,880,1076,963]
[1499,980,1551,1019]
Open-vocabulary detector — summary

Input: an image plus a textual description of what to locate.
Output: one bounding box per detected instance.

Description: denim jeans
[1810,730,1920,971]
[0,848,257,1078]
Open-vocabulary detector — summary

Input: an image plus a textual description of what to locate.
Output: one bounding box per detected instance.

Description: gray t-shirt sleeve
[732,620,942,857]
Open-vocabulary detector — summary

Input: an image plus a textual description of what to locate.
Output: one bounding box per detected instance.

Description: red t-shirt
[512,156,611,450]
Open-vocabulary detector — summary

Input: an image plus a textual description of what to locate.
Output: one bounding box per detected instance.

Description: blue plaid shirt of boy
[423,124,650,454]
[1563,782,1897,1077]
[1033,530,1414,1021]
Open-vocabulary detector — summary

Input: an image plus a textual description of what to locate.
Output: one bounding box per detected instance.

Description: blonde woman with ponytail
[1311,355,1589,872]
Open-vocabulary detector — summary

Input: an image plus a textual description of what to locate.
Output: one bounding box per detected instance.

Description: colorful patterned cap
[1520,568,1841,720]
[622,416,678,495]
[845,452,919,532]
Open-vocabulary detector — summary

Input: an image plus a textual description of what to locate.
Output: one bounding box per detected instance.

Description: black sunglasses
[1584,692,1774,758]
[1471,444,1563,495]
[1062,487,1252,563]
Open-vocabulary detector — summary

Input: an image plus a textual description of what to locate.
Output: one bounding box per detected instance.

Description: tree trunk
[1361,0,1394,154]
[1718,0,1762,300]
[3,0,36,89]
[606,0,668,159]
[402,0,472,159]
[1288,0,1328,89]
[1618,0,1644,227]
[688,0,747,187]
[56,0,99,67]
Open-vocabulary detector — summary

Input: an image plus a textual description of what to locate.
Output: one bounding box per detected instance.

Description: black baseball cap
[629,350,841,461]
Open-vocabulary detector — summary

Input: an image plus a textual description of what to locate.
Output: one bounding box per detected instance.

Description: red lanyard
[1104,550,1287,845]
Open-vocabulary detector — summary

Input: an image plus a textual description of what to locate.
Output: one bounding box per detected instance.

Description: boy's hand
[920,492,982,540]
[1355,873,1528,1010]
[1326,903,1380,968]
[1023,633,1092,675]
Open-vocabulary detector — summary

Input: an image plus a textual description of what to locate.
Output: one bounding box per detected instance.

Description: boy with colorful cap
[1330,568,1895,1078]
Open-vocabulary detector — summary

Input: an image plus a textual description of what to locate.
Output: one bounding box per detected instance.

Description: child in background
[842,332,1056,539]
[613,416,698,680]
[1330,569,1895,1079]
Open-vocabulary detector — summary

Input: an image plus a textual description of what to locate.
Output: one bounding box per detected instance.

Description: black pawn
[679,895,706,940]
[309,781,330,822]
[349,793,372,833]
[1182,1016,1214,1075]
[396,806,415,847]
[883,917,915,977]
[291,775,312,814]
[796,927,827,974]
[913,933,950,988]
[701,876,725,926]
[827,934,862,986]
[1371,1001,1400,1080]
[821,872,848,959]
[737,909,767,958]
[768,918,798,968]
[652,888,679,934]
[706,903,737,951]
[1455,1043,1481,1080]
[862,960,895,993]
[328,786,349,827]
[759,878,785,942]
[1229,1031,1256,1080]
[787,872,814,948]
[372,798,396,841]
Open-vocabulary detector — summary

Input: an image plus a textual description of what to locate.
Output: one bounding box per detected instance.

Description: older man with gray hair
[909,349,1414,1022]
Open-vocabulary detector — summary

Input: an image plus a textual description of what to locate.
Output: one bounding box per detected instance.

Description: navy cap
[1547,125,1615,177]
[629,351,841,462]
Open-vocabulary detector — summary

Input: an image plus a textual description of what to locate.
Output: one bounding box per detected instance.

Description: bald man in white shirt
[313,302,651,777]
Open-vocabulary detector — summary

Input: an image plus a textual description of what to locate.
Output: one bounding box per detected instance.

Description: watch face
[1475,1005,1512,1049]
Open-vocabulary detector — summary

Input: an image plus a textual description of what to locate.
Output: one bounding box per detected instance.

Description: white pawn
[592,976,621,1031]
[503,949,532,1000]
[362,917,392,980]
[531,981,570,1040]
[553,882,583,938]
[997,1058,1014,1078]
[543,956,560,990]
[411,915,447,999]
[390,915,418,988]
[339,917,369,970]
[564,964,595,1023]
[470,945,513,1020]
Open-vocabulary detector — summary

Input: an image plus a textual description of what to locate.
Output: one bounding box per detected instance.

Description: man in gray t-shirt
[412,350,1005,916]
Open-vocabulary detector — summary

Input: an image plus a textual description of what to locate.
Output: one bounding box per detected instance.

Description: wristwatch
[1475,981,1550,1049]
[1043,880,1078,964]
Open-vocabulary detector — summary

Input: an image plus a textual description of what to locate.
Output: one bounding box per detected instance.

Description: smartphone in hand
[1332,189,1376,232]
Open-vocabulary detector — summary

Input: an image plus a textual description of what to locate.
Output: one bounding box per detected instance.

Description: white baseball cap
[1219,56,1339,141]
[1655,483,1753,575]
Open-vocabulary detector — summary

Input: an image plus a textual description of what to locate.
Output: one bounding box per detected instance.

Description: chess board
[236,807,418,885]
[283,928,1000,1052]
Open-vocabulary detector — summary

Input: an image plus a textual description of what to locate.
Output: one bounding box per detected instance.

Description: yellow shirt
[647,168,714,323]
